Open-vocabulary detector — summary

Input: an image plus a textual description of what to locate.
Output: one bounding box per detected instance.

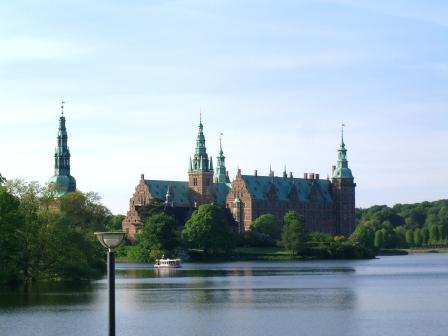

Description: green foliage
[250,214,281,241]
[405,229,414,246]
[182,204,234,255]
[0,187,24,283]
[106,214,125,231]
[138,199,165,223]
[0,179,110,284]
[0,173,6,185]
[421,227,429,245]
[350,223,375,250]
[136,213,181,261]
[429,225,439,244]
[281,211,307,256]
[413,228,422,247]
[374,230,384,249]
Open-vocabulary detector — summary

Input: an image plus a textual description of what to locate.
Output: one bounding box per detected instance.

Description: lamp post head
[94,231,126,251]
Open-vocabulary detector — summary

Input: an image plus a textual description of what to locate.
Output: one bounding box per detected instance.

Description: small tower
[164,185,174,209]
[188,116,215,204]
[214,133,229,183]
[48,102,76,196]
[332,124,356,236]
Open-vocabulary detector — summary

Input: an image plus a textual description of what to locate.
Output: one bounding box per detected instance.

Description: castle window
[193,178,198,186]
[206,178,210,186]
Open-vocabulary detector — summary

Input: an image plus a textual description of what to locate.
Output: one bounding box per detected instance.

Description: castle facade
[122,120,356,240]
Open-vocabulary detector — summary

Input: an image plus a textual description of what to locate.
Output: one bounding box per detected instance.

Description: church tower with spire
[331,125,356,236]
[188,117,215,205]
[48,102,76,197]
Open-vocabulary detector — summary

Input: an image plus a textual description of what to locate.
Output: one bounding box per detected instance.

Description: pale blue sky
[0,0,447,214]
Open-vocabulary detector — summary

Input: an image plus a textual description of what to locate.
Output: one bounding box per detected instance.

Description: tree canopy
[281,211,307,256]
[251,214,281,241]
[182,204,234,255]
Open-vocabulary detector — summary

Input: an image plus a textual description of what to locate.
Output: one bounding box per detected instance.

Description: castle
[122,119,356,241]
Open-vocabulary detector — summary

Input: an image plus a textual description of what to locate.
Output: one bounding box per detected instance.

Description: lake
[1,253,448,336]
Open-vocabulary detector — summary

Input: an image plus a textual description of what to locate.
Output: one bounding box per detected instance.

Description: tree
[413,228,422,247]
[182,204,234,255]
[0,173,6,185]
[374,230,384,249]
[137,213,181,261]
[250,214,281,241]
[350,223,375,251]
[421,227,429,246]
[281,211,307,256]
[0,187,24,283]
[429,225,439,244]
[405,229,414,247]
[1,179,109,283]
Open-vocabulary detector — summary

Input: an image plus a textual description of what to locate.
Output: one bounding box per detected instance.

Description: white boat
[154,256,182,268]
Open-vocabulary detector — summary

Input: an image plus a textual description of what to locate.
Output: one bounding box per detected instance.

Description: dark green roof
[48,174,76,197]
[144,180,190,207]
[213,182,231,205]
[240,175,333,203]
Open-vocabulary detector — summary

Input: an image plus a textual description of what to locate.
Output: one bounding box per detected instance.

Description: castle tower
[331,125,356,236]
[188,117,214,204]
[48,102,76,196]
[214,134,229,183]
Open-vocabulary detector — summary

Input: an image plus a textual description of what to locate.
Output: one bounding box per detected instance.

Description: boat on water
[154,256,182,268]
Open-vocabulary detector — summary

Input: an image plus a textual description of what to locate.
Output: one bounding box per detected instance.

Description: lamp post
[95,232,126,336]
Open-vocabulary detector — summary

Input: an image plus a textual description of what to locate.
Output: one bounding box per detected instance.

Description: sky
[0,0,447,215]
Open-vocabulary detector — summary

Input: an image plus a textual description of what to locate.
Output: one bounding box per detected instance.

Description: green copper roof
[240,175,333,203]
[144,180,190,207]
[332,126,353,179]
[191,120,213,173]
[49,174,76,197]
[213,182,231,205]
[214,135,228,183]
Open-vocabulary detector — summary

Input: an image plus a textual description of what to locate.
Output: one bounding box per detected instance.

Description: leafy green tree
[250,214,281,240]
[429,225,439,244]
[405,229,414,246]
[182,204,234,255]
[437,225,446,241]
[2,179,109,283]
[350,223,375,250]
[0,173,6,185]
[421,227,429,246]
[106,214,125,231]
[374,230,384,249]
[413,228,422,247]
[137,213,181,261]
[0,187,24,283]
[281,211,307,256]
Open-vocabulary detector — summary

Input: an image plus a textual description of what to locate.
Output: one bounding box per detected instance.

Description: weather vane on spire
[61,100,65,115]
[341,122,346,144]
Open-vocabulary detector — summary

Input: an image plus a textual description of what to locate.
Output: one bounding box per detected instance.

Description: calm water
[1,254,448,336]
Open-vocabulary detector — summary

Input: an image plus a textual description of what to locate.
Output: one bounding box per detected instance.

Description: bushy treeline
[245,212,374,259]
[0,179,122,285]
[355,200,448,250]
[119,203,236,261]
[121,202,374,261]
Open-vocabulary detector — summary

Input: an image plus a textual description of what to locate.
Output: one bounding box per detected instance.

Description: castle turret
[332,124,356,236]
[48,102,76,196]
[214,134,229,183]
[188,116,214,204]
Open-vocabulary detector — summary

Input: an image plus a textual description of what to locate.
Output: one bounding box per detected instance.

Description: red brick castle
[122,120,356,240]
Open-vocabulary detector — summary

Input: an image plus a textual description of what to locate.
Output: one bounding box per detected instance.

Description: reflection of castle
[123,119,356,241]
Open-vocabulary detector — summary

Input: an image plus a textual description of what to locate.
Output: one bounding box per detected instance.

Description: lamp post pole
[94,232,125,336]
[108,248,116,336]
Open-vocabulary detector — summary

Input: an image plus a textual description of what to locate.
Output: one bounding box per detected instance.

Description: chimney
[289,172,293,178]
[254,170,258,176]
[237,168,241,176]
[309,173,315,180]
[316,173,319,180]
[304,173,308,179]
[140,174,145,180]
[332,165,336,174]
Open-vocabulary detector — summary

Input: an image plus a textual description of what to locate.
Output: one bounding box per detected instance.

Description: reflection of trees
[0,282,97,308]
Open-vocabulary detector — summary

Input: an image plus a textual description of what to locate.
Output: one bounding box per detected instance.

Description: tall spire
[49,102,76,196]
[191,115,211,172]
[214,133,228,183]
[332,123,353,179]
